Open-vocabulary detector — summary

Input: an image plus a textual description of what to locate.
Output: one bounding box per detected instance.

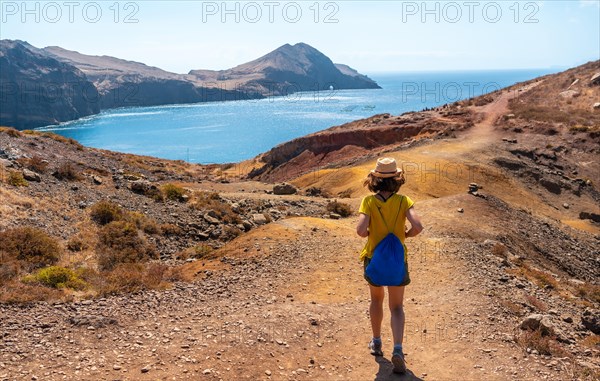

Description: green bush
[90,201,124,225]
[0,227,61,269]
[24,266,87,290]
[96,221,157,271]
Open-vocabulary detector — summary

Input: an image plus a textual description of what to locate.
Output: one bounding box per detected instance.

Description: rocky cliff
[1,41,378,129]
[0,40,100,130]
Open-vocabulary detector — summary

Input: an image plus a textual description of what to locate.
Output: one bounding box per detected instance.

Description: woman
[356,157,423,374]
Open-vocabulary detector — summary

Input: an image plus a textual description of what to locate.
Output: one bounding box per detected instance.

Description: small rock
[593,102,600,110]
[265,370,272,376]
[562,203,569,209]
[203,369,211,375]
[113,364,121,370]
[457,208,464,213]
[329,213,341,220]
[141,365,151,373]
[203,213,220,225]
[92,175,102,185]
[22,169,40,182]
[273,183,298,195]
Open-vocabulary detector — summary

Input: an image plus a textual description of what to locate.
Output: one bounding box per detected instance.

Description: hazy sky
[1,1,598,73]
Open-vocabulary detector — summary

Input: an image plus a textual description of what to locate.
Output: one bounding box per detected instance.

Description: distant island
[0,40,380,130]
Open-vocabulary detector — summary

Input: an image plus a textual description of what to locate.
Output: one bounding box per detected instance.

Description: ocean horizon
[38,69,558,164]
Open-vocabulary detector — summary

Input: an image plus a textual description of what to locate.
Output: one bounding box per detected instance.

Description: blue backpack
[365,196,407,286]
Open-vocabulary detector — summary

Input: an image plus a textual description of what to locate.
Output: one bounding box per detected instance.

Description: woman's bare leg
[368,284,385,338]
[388,286,406,345]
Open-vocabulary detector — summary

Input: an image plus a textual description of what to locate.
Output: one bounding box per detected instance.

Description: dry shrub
[575,283,600,304]
[90,200,124,225]
[66,237,88,252]
[337,189,353,198]
[500,299,523,316]
[53,162,80,181]
[191,192,241,224]
[20,155,48,173]
[96,221,157,271]
[23,130,83,149]
[491,243,507,257]
[0,127,22,137]
[222,225,242,240]
[0,227,61,270]
[326,200,353,217]
[161,183,187,202]
[160,223,183,237]
[525,294,548,312]
[516,328,571,358]
[126,211,161,235]
[0,281,63,303]
[8,171,28,187]
[95,263,166,296]
[508,263,558,290]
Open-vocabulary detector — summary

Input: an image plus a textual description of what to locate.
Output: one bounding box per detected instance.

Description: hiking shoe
[368,340,383,356]
[391,350,407,374]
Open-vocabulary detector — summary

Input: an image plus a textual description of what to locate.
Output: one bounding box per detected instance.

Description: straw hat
[370,158,402,178]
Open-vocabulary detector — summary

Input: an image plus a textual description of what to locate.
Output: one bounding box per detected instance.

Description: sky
[1,0,599,74]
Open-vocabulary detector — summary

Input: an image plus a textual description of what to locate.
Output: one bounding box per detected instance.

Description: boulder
[539,178,562,194]
[579,211,600,223]
[581,310,600,334]
[273,183,298,195]
[520,314,554,336]
[558,90,580,98]
[591,72,600,86]
[129,179,155,194]
[22,169,41,182]
[252,213,268,225]
[329,213,341,220]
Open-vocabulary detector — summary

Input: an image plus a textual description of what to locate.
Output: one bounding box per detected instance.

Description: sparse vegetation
[190,191,241,224]
[575,282,600,304]
[0,126,23,137]
[96,221,157,271]
[0,227,61,271]
[337,189,353,198]
[326,200,353,217]
[508,263,558,290]
[161,183,187,202]
[53,162,80,181]
[525,294,548,312]
[516,328,572,358]
[15,155,49,174]
[90,200,124,225]
[7,171,28,187]
[23,266,88,290]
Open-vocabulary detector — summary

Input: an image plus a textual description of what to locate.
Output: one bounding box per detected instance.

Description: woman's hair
[363,172,406,193]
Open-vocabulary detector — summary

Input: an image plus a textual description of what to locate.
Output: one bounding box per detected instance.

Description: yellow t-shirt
[358,193,414,261]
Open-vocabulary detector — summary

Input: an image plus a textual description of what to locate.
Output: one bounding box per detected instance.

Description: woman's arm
[356,213,370,237]
[405,206,423,238]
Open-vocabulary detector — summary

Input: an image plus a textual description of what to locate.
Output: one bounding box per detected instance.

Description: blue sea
[39,70,556,164]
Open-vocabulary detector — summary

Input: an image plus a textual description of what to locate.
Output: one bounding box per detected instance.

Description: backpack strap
[374,195,404,234]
